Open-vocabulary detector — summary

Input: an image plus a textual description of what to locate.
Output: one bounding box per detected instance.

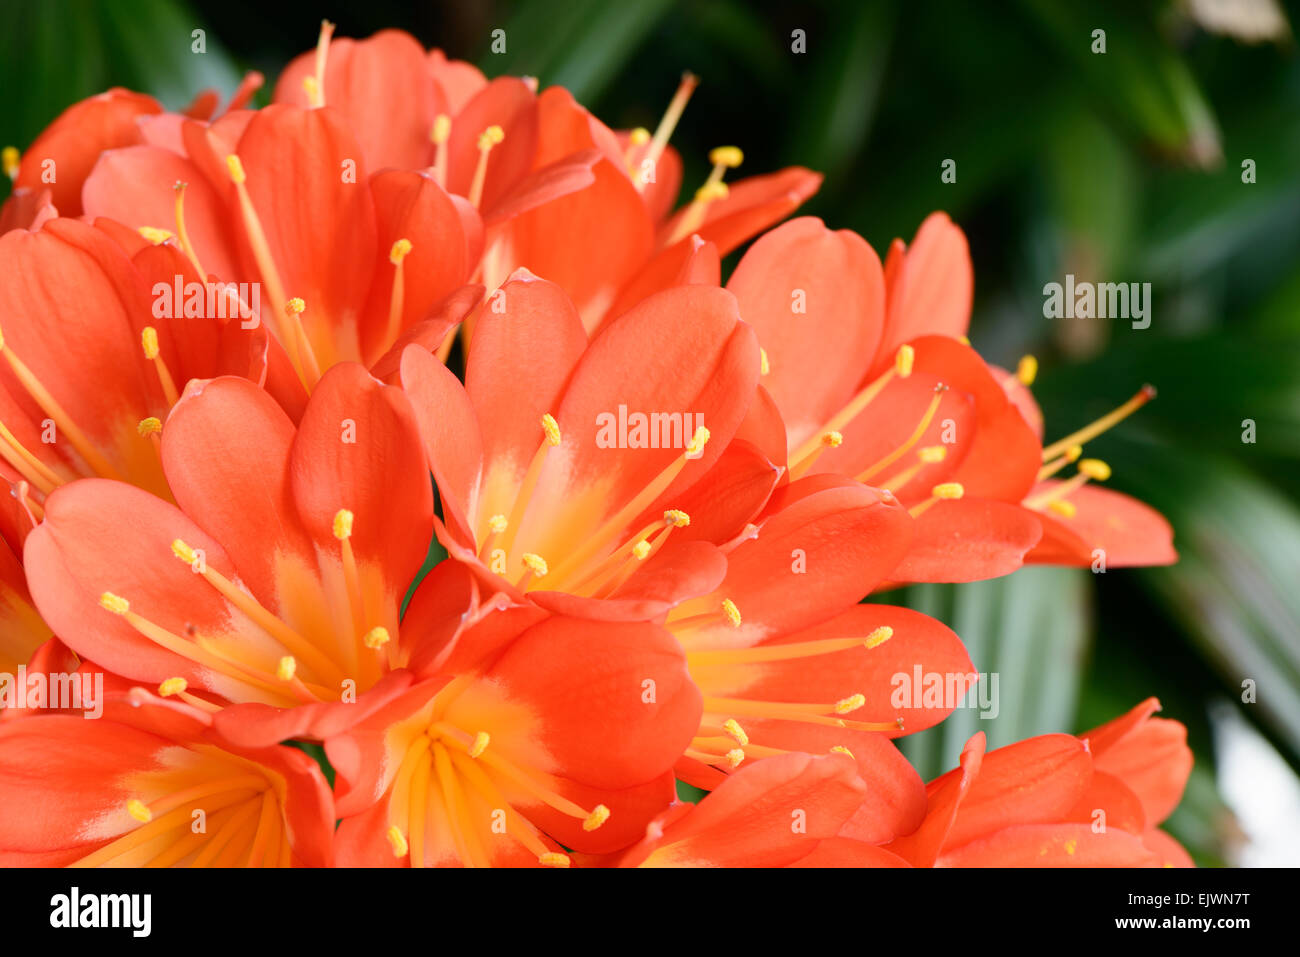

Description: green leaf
[478,0,675,106]
[889,565,1091,780]
[1016,0,1221,166]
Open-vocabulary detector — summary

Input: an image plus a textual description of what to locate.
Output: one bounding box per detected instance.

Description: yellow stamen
[541,413,561,447]
[158,677,187,697]
[100,592,130,615]
[521,553,548,579]
[708,146,744,168]
[137,226,174,245]
[2,146,18,179]
[855,384,947,483]
[583,804,610,832]
[386,826,408,858]
[1078,458,1111,481]
[1048,499,1077,518]
[539,852,570,868]
[1017,354,1038,386]
[932,482,965,499]
[276,656,296,681]
[312,19,335,108]
[865,625,893,648]
[1041,385,1156,462]
[487,514,508,534]
[468,125,505,209]
[141,327,180,407]
[830,745,855,759]
[664,509,691,528]
[171,181,208,278]
[834,694,866,715]
[686,425,710,458]
[721,598,742,628]
[431,114,452,187]
[760,348,770,376]
[639,72,699,191]
[1037,444,1083,481]
[137,417,162,438]
[383,240,413,354]
[632,540,652,560]
[363,626,390,649]
[389,238,412,265]
[333,509,354,540]
[723,719,748,746]
[126,799,153,823]
[225,154,246,185]
[0,334,123,480]
[895,344,915,378]
[469,732,490,759]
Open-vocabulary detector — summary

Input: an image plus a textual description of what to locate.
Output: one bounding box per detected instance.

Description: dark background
[4,0,1300,865]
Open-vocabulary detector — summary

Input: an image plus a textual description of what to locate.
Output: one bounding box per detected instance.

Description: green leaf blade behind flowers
[885,566,1091,781]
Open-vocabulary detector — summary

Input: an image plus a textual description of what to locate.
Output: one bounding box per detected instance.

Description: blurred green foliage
[3,0,1298,866]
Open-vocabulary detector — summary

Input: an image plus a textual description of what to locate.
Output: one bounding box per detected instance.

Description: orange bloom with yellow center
[0,688,333,867]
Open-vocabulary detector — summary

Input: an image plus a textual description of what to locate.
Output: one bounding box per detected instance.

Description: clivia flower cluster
[0,24,1188,868]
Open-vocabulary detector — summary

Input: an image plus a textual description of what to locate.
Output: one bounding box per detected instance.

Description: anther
[333,509,354,540]
[363,626,390,649]
[1078,458,1111,481]
[834,694,866,715]
[685,425,710,458]
[1017,355,1038,386]
[721,598,742,628]
[895,344,915,378]
[126,799,153,824]
[664,509,691,528]
[158,677,188,697]
[171,539,198,565]
[932,482,965,500]
[865,626,893,648]
[389,238,412,265]
[469,732,490,759]
[723,719,748,746]
[541,413,561,447]
[276,656,297,681]
[137,417,162,438]
[141,327,161,360]
[386,826,408,857]
[100,592,130,615]
[582,804,610,831]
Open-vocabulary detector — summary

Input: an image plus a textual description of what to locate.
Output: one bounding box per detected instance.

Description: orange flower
[323,608,702,867]
[720,213,1174,581]
[78,101,481,386]
[0,687,334,866]
[21,365,433,739]
[618,752,910,867]
[882,698,1193,867]
[400,272,764,620]
[660,474,976,844]
[0,218,282,511]
[269,27,822,333]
